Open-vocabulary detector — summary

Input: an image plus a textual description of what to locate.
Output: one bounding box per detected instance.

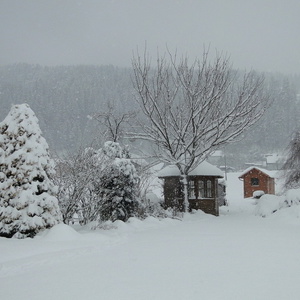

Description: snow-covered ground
[1,172,300,300]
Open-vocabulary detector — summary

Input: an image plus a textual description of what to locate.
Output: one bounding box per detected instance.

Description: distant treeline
[0,63,299,166]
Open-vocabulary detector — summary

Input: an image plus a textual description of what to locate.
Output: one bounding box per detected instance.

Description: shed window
[189,180,196,199]
[198,180,204,198]
[251,178,259,186]
[188,178,215,199]
[207,180,212,198]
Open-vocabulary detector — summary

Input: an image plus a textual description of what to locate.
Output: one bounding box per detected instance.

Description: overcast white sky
[0,0,299,73]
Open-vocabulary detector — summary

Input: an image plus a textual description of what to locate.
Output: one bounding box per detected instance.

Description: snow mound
[253,190,265,199]
[271,205,300,221]
[43,224,81,241]
[255,194,284,217]
[255,189,300,218]
[96,216,181,234]
[285,188,300,205]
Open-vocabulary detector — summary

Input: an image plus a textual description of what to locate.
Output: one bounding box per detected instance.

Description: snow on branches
[0,104,61,238]
[96,142,140,222]
[132,49,271,211]
[282,130,300,190]
[55,141,141,224]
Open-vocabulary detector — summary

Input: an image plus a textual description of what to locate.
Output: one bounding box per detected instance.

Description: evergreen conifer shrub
[0,104,61,238]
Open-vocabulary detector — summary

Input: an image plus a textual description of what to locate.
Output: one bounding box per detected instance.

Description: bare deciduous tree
[91,102,136,143]
[53,146,106,224]
[282,130,300,190]
[132,49,270,211]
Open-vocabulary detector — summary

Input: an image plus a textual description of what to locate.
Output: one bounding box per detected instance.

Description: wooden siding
[240,168,275,198]
[189,199,218,216]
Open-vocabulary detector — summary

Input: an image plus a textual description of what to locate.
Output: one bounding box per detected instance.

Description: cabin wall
[162,176,220,216]
[189,199,219,216]
[188,176,219,216]
[163,177,184,210]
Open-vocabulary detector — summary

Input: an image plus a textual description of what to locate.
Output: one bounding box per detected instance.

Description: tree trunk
[181,174,189,212]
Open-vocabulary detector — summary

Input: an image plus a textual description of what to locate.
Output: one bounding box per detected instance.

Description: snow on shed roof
[157,161,224,178]
[239,166,278,178]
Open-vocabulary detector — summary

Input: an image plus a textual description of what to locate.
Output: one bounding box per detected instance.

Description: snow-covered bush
[102,141,129,159]
[143,201,169,219]
[55,141,142,224]
[139,192,167,219]
[255,194,285,217]
[253,190,265,199]
[0,104,62,238]
[284,189,300,206]
[255,189,300,218]
[96,142,141,222]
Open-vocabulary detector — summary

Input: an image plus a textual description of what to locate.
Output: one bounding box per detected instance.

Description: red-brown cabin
[239,167,275,198]
[158,161,224,216]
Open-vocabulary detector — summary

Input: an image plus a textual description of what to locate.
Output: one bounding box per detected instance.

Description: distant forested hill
[0,64,299,166]
[0,64,134,152]
[226,73,300,167]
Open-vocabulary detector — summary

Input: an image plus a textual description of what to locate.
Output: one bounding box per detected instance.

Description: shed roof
[239,166,277,179]
[157,161,224,178]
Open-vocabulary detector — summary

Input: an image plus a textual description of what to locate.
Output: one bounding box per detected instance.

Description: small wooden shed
[157,161,224,216]
[239,166,275,198]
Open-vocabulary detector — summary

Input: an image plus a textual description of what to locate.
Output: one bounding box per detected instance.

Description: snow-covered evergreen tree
[97,141,140,222]
[0,104,61,238]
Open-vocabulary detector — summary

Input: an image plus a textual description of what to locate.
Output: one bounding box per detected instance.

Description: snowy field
[1,172,300,300]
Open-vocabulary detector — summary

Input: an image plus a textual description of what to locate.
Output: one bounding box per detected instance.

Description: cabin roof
[239,166,277,179]
[157,161,224,178]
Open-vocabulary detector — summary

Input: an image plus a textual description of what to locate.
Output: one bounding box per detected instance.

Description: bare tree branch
[131,48,271,211]
[90,102,136,143]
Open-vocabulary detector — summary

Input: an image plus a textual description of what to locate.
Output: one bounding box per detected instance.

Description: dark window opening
[251,178,259,186]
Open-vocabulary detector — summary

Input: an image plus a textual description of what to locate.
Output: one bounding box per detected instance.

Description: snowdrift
[255,188,300,219]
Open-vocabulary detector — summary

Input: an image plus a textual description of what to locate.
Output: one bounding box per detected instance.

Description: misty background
[1,0,300,73]
[1,0,300,169]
